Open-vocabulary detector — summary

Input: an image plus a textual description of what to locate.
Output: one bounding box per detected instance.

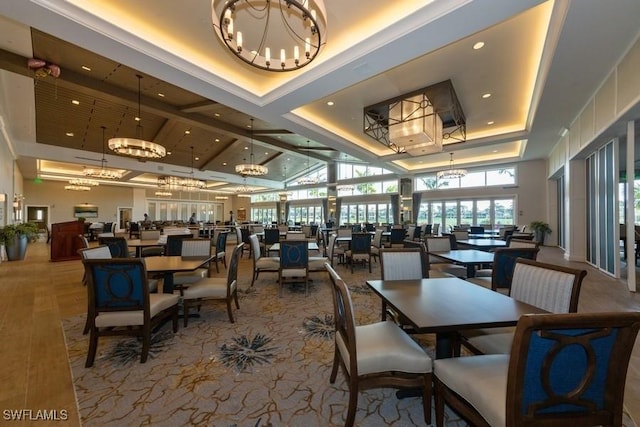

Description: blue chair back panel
[90,261,146,310]
[280,241,308,268]
[351,233,371,252]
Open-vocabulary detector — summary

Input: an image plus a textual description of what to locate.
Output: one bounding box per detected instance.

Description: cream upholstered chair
[435,312,640,427]
[82,258,179,367]
[79,245,114,335]
[506,237,539,248]
[461,258,586,355]
[326,233,345,266]
[212,231,228,273]
[369,228,384,263]
[325,263,432,427]
[249,234,279,287]
[181,243,242,326]
[424,236,467,278]
[172,239,212,289]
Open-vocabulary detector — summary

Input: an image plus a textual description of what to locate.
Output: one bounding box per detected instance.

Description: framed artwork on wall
[74,204,98,218]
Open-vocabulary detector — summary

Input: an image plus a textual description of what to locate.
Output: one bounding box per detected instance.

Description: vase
[5,235,28,261]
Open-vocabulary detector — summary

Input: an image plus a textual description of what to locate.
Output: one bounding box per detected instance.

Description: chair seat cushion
[431,263,467,278]
[256,257,280,269]
[309,256,329,270]
[463,327,515,354]
[434,354,509,427]
[281,268,307,277]
[95,293,179,328]
[466,276,492,289]
[474,268,493,277]
[182,278,234,299]
[339,321,432,376]
[428,270,455,279]
[147,279,159,293]
[173,268,208,285]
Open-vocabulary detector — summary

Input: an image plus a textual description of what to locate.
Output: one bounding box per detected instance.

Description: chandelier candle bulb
[236,32,242,51]
[294,46,300,64]
[227,18,233,39]
[265,47,271,67]
[280,49,286,68]
[305,38,311,57]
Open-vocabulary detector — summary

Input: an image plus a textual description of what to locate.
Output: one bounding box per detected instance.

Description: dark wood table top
[366,277,546,333]
[429,249,495,265]
[127,239,164,247]
[456,239,507,249]
[143,255,212,274]
[269,242,319,251]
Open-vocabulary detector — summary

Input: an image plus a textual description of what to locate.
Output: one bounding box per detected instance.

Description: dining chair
[279,240,309,297]
[82,258,180,367]
[78,245,114,335]
[165,233,192,256]
[407,225,416,241]
[182,243,242,326]
[389,228,406,247]
[460,258,587,355]
[138,229,163,257]
[325,263,432,427]
[129,221,141,239]
[326,233,344,267]
[212,231,228,273]
[369,228,384,263]
[140,229,161,240]
[424,236,467,278]
[97,236,132,257]
[345,232,372,273]
[468,246,540,288]
[434,311,640,427]
[249,234,279,287]
[262,227,281,256]
[506,237,538,248]
[172,238,212,289]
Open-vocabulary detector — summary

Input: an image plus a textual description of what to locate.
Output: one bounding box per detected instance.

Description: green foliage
[529,220,552,234]
[0,222,40,245]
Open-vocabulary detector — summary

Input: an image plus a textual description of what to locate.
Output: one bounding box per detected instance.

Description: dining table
[429,249,495,278]
[144,255,214,293]
[456,238,507,250]
[268,241,319,252]
[366,277,546,359]
[127,238,165,257]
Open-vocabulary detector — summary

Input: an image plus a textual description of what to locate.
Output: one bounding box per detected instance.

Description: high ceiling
[0,0,639,194]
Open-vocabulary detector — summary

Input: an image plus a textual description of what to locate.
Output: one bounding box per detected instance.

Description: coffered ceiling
[1,0,639,194]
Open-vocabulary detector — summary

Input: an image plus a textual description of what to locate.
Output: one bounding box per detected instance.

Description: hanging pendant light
[297,140,318,185]
[235,118,268,176]
[437,153,467,180]
[83,126,124,180]
[108,74,166,159]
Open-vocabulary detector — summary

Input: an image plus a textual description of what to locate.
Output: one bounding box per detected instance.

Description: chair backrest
[97,236,129,258]
[79,245,112,260]
[337,228,352,238]
[469,226,484,234]
[249,234,262,262]
[389,228,406,244]
[380,247,427,280]
[264,228,281,245]
[180,239,211,257]
[216,231,228,254]
[165,234,193,256]
[279,240,308,269]
[372,229,384,248]
[235,227,242,244]
[452,230,469,241]
[350,232,371,254]
[286,231,306,240]
[301,224,312,238]
[277,224,289,233]
[102,222,113,232]
[78,234,89,249]
[407,225,416,240]
[432,223,440,236]
[326,233,338,265]
[507,237,538,248]
[83,258,149,317]
[140,229,160,240]
[226,243,243,293]
[506,312,640,427]
[488,247,540,292]
[422,224,433,236]
[326,263,358,379]
[510,258,586,313]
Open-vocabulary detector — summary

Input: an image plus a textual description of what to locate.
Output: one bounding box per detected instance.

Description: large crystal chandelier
[83,126,124,180]
[235,118,268,177]
[437,153,467,180]
[212,0,327,72]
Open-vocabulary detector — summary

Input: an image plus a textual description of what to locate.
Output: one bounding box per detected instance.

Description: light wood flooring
[1,241,639,426]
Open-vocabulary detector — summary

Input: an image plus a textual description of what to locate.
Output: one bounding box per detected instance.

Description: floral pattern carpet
[62,259,636,426]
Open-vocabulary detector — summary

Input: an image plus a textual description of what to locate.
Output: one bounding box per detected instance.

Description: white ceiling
[1,0,639,191]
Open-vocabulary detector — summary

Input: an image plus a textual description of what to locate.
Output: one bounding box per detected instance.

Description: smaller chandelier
[157,175,181,190]
[108,75,166,159]
[69,178,99,187]
[297,176,318,185]
[181,177,207,191]
[437,153,467,180]
[65,184,91,191]
[155,191,172,197]
[84,126,124,180]
[215,195,229,200]
[235,118,268,177]
[212,0,327,72]
[337,184,354,192]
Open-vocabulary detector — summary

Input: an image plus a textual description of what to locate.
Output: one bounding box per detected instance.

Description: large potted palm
[0,222,39,261]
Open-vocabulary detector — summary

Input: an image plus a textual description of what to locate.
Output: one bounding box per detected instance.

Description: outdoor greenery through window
[415,166,516,190]
[416,198,515,230]
[337,164,394,179]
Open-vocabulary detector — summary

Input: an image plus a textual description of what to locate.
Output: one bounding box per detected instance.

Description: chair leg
[345,383,358,427]
[183,300,190,327]
[434,377,446,427]
[85,329,98,368]
[422,373,432,425]
[329,348,340,383]
[233,290,240,309]
[140,330,150,363]
[172,306,179,332]
[251,270,257,287]
[226,298,234,323]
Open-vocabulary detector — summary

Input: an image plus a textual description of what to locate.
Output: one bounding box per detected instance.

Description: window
[416,198,515,230]
[415,166,516,191]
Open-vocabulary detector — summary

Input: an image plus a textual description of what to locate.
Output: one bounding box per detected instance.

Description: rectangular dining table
[429,249,495,278]
[366,277,546,359]
[144,255,213,293]
[268,241,319,252]
[456,238,507,250]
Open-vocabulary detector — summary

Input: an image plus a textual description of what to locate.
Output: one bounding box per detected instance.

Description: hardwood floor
[1,241,639,425]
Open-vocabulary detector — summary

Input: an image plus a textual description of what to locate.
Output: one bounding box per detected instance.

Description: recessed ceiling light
[214,138,220,142]
[71,100,80,105]
[81,65,91,71]
[493,150,498,153]
[223,162,227,166]
[265,152,268,155]
[167,151,172,155]
[195,156,199,161]
[327,101,334,106]
[214,113,220,117]
[184,130,191,135]
[473,41,485,50]
[135,116,140,122]
[158,93,165,97]
[65,132,74,137]
[244,146,248,150]
[482,93,491,99]
[487,121,495,125]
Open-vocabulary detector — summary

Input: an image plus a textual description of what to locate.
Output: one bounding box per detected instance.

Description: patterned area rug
[62,260,637,426]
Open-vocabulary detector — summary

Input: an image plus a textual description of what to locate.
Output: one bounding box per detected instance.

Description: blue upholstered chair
[434,311,640,427]
[467,246,541,292]
[82,258,180,367]
[345,232,372,273]
[279,240,309,297]
[97,236,130,257]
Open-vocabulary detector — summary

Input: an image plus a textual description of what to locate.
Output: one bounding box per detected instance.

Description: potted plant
[0,222,39,261]
[529,220,552,245]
